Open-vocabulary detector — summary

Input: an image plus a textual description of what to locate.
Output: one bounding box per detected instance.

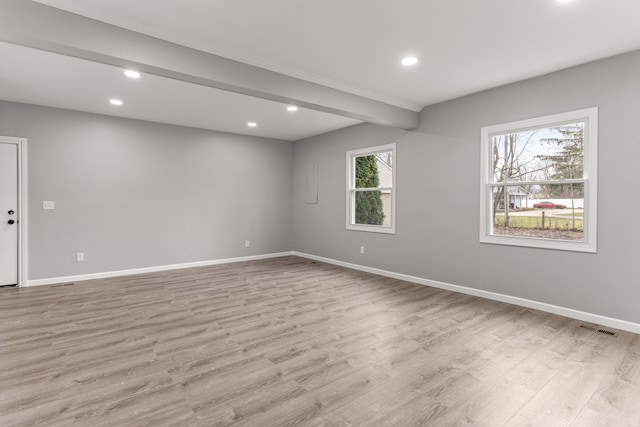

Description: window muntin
[346,144,396,234]
[480,108,597,252]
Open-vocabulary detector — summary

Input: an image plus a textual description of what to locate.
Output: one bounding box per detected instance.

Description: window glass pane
[355,152,392,189]
[380,189,392,228]
[355,190,387,226]
[492,122,584,183]
[492,185,584,241]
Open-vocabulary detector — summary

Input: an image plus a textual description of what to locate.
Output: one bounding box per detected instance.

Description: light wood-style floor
[1,256,639,426]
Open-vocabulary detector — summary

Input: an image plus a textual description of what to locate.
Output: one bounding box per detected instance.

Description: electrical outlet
[76,252,84,262]
[360,246,365,254]
[43,201,55,210]
[245,240,250,248]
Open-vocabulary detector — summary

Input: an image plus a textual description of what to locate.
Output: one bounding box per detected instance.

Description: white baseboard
[293,251,640,335]
[27,251,295,287]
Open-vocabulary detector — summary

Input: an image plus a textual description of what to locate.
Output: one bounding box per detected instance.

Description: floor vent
[580,324,616,336]
[52,282,75,287]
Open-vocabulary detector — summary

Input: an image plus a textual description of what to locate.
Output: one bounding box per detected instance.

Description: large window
[480,108,598,252]
[346,143,396,234]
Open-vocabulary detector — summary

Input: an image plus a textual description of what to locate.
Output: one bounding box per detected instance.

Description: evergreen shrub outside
[355,155,385,225]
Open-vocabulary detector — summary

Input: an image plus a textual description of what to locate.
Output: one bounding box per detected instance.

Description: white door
[0,142,18,286]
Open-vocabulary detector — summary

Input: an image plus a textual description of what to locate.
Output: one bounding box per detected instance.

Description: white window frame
[346,143,396,234]
[480,108,598,253]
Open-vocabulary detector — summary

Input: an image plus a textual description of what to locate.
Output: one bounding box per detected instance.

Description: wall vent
[580,324,616,336]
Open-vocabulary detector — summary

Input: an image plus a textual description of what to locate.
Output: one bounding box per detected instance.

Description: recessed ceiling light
[124,70,141,79]
[109,99,123,106]
[247,122,257,127]
[401,57,418,66]
[287,106,299,112]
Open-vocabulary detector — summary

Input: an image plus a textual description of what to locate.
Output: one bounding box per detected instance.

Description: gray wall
[293,50,640,324]
[2,50,639,324]
[0,101,293,280]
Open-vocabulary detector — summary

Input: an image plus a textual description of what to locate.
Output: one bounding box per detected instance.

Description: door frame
[0,136,28,287]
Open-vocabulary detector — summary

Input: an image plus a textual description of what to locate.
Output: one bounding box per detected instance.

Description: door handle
[8,220,15,225]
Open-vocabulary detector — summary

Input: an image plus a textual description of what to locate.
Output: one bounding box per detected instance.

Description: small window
[480,108,597,252]
[346,143,396,234]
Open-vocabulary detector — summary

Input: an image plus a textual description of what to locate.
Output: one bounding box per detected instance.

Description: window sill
[480,234,596,253]
[347,224,396,234]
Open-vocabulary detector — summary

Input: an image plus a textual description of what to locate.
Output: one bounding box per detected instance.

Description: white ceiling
[0,41,360,141]
[3,0,640,140]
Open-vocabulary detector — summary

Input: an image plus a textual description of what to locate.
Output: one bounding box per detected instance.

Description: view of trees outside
[354,152,394,226]
[491,122,585,241]
[355,155,385,225]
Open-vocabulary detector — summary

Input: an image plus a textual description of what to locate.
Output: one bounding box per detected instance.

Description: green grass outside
[555,211,584,218]
[494,213,583,231]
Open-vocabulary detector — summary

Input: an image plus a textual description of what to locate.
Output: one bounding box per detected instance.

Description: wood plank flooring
[1,256,639,426]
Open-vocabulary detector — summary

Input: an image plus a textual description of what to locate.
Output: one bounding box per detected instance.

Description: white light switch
[43,201,55,210]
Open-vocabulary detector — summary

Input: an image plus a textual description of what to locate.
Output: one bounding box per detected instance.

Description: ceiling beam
[0,0,419,130]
